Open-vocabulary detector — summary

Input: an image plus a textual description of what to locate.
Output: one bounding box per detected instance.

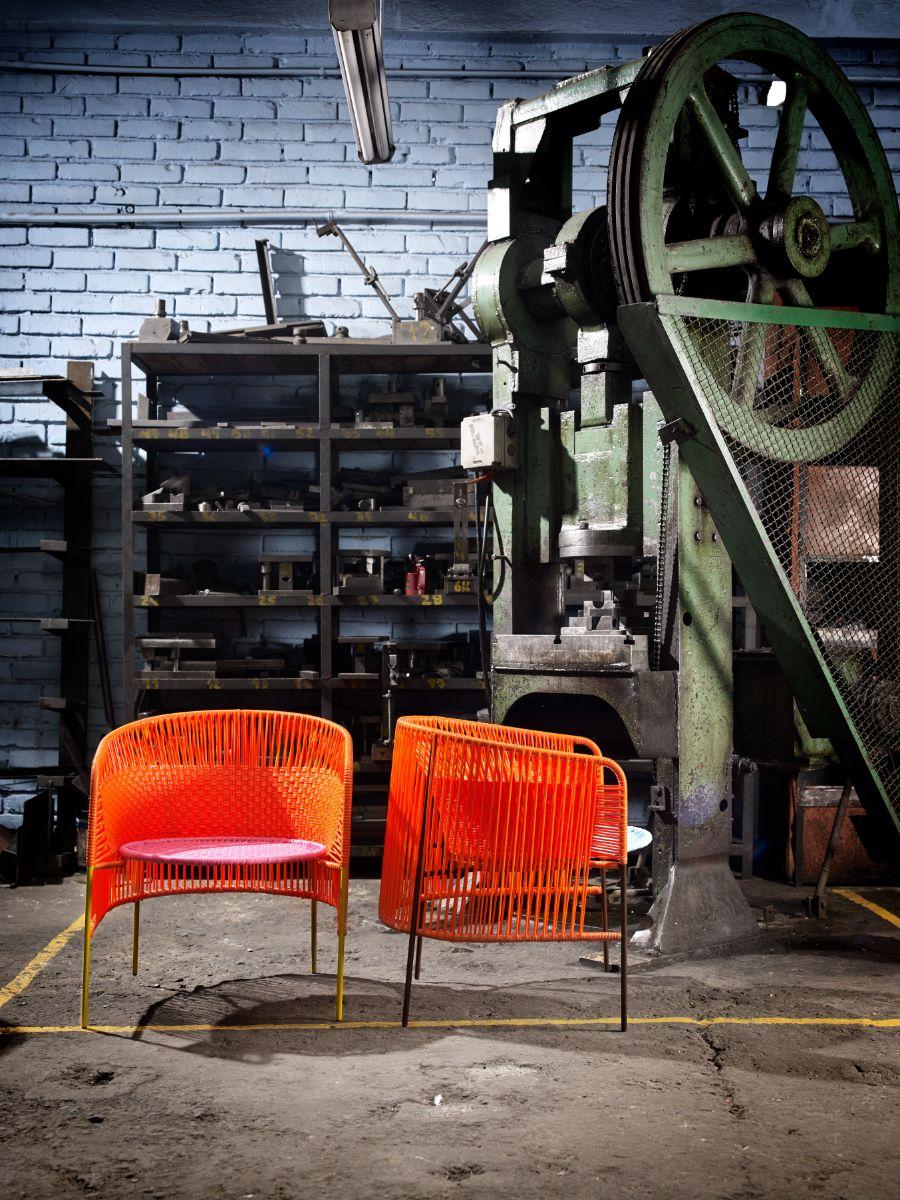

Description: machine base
[632,857,758,955]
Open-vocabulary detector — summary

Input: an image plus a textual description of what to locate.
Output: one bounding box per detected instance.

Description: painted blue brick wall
[0,27,897,825]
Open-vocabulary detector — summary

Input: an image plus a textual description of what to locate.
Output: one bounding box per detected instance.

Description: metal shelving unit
[0,362,117,881]
[121,337,492,858]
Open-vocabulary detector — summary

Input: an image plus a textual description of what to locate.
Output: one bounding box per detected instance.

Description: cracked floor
[2,876,899,1199]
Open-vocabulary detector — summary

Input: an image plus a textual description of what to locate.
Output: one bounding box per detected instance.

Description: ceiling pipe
[1,58,896,86]
[0,58,584,79]
[0,207,487,228]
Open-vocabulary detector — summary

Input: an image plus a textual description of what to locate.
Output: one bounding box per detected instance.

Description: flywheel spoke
[730,276,774,408]
[687,84,757,213]
[781,278,856,401]
[666,234,758,274]
[766,76,808,202]
[830,218,881,255]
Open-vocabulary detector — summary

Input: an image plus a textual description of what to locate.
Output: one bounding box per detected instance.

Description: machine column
[637,459,757,953]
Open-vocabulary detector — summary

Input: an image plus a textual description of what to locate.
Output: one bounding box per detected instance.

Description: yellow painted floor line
[0,914,84,1013]
[2,1015,899,1036]
[834,888,900,930]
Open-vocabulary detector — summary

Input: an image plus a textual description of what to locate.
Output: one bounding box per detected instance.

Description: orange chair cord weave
[378,715,628,944]
[86,709,353,934]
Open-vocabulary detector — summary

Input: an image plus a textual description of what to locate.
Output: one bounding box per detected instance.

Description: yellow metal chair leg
[131,901,140,976]
[81,866,93,1029]
[335,868,348,1022]
[310,899,317,974]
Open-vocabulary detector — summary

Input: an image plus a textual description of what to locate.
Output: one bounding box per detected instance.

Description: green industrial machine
[469,13,900,950]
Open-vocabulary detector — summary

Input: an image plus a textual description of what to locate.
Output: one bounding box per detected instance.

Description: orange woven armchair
[82,709,353,1027]
[378,716,629,1028]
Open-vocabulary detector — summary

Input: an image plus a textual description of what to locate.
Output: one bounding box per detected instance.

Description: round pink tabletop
[119,836,327,866]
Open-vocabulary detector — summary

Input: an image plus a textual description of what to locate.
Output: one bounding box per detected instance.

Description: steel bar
[0,59,896,86]
[254,238,278,325]
[656,294,900,332]
[0,208,486,229]
[809,780,854,917]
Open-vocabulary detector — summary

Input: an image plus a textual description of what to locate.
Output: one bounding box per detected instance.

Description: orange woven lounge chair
[81,709,352,1027]
[378,716,629,1029]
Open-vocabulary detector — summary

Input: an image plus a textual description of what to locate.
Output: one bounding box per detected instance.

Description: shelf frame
[121,336,493,851]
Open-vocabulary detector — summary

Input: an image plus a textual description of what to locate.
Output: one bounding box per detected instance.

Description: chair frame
[379,716,629,1030]
[81,709,353,1027]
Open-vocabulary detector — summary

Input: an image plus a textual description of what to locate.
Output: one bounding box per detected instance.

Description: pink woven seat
[119,836,327,867]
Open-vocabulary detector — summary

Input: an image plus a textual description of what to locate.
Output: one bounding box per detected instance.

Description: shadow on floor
[112,969,630,1062]
[0,1018,27,1057]
[79,959,896,1083]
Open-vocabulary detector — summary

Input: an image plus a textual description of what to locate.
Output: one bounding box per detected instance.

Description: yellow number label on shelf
[139,596,159,607]
[356,510,374,522]
[207,680,222,690]
[357,595,380,606]
[426,677,446,689]
[251,679,269,690]
[420,594,443,606]
[258,594,277,606]
[146,511,166,522]
[305,595,324,607]
[406,511,428,522]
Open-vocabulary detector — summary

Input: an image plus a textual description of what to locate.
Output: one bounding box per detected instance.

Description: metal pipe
[0,207,486,229]
[1,59,583,79]
[809,779,854,918]
[1,59,896,86]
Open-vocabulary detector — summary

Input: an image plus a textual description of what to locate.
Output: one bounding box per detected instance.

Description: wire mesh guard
[672,315,899,817]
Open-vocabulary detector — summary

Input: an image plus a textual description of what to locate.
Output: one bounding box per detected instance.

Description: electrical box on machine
[460,410,516,470]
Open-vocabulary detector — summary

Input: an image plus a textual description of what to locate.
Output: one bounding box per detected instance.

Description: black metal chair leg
[620,862,628,1032]
[402,922,417,1028]
[402,736,435,1027]
[601,866,610,972]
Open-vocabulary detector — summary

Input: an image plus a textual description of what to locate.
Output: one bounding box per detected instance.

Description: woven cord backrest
[88,710,353,868]
[379,716,617,941]
[401,714,601,757]
[591,755,629,866]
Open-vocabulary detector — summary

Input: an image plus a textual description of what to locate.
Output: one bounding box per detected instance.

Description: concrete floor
[1,875,899,1200]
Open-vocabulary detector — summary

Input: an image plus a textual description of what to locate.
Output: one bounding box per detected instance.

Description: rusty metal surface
[796,787,898,885]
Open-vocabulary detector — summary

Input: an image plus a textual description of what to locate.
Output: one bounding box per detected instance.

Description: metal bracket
[649,783,671,814]
[658,417,697,446]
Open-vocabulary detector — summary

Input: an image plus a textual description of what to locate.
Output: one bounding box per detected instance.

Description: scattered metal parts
[255,238,278,325]
[258,554,315,596]
[139,298,179,343]
[316,219,401,320]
